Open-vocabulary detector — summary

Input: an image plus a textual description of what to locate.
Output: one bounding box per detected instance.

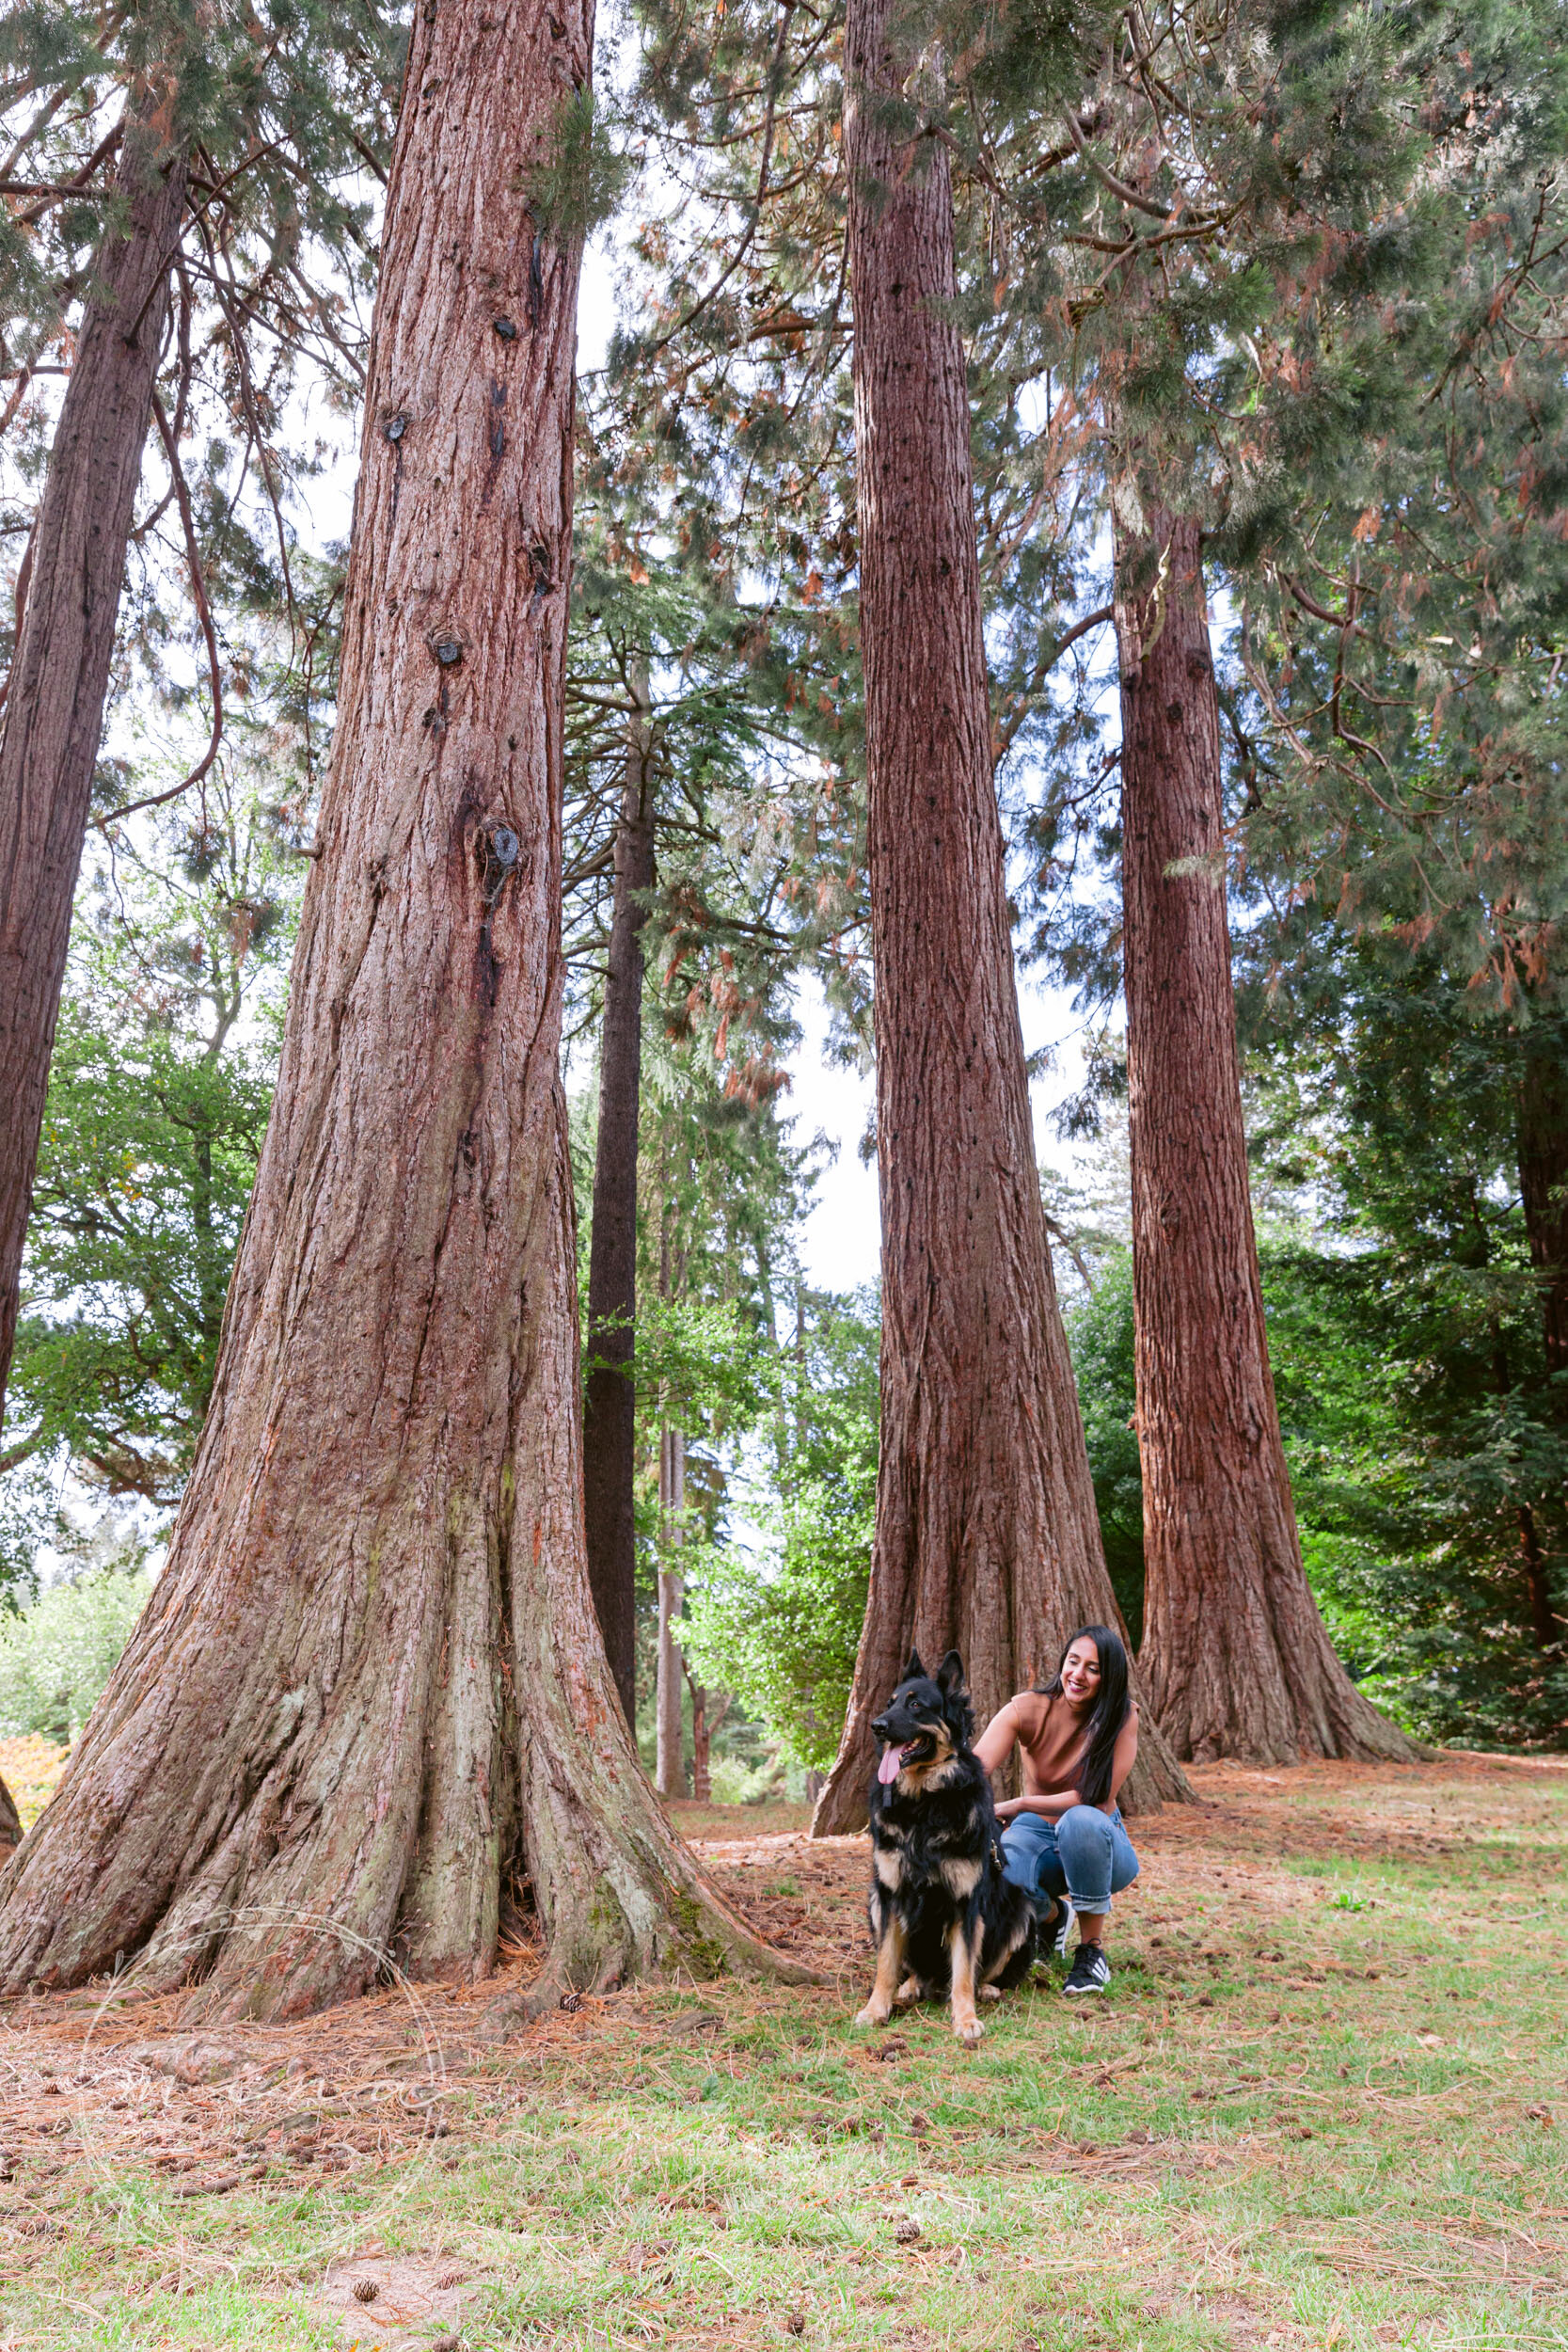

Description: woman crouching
[972,1624,1140,1995]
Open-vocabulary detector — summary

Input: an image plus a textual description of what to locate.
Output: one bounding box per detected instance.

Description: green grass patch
[1,1759,1564,2348]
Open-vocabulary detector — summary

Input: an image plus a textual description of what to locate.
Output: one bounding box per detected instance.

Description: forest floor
[0,1754,1563,2352]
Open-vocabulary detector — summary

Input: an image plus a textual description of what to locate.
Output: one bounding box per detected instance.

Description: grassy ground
[0,1755,1563,2352]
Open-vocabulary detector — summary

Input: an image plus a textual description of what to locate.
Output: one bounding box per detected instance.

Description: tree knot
[482,825,521,906]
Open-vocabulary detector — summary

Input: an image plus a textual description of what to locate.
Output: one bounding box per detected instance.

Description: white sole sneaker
[1062,1944,1111,1994]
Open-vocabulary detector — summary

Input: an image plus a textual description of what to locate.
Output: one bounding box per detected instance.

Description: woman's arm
[972,1698,1021,1777]
[982,1695,1080,1820]
[1105,1704,1140,1809]
[994,1788,1082,1822]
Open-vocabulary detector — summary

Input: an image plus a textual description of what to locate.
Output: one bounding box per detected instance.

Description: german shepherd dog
[854,1649,1037,2045]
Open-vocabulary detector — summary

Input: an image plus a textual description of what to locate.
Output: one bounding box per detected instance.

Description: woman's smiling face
[1060,1636,1102,1707]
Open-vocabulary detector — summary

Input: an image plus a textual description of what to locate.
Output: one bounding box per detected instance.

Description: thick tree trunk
[1117,507,1418,1763]
[1519,1035,1568,1390]
[656,1424,686,1799]
[582,680,657,1721]
[0,115,187,1422]
[1515,1035,1568,1646]
[685,1668,726,1805]
[813,4,1188,1833]
[689,1684,708,1804]
[0,0,816,2018]
[1517,1502,1557,1651]
[0,1774,19,1862]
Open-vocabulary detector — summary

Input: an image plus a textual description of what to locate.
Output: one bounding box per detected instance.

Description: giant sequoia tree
[0,3,395,1430]
[1117,506,1418,1761]
[976,0,1497,1757]
[581,676,657,1722]
[812,0,1186,1831]
[1224,0,1568,1724]
[0,109,185,1421]
[0,0,811,2015]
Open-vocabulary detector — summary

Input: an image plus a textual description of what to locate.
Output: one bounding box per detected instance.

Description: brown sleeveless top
[986,1691,1140,1808]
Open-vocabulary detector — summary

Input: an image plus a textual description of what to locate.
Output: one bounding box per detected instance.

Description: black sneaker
[1062,1943,1111,1995]
[1029,1897,1074,1978]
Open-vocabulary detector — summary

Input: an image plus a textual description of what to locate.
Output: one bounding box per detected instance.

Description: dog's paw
[955,2016,985,2048]
[977,1983,1002,2003]
[894,1978,923,2008]
[854,2001,892,2028]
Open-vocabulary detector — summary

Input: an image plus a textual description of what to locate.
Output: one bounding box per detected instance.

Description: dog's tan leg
[855,1911,907,2027]
[894,1976,924,2007]
[979,1909,1029,1995]
[949,1921,984,2046]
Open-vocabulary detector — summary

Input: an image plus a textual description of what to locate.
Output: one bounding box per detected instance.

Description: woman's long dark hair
[1037,1625,1131,1807]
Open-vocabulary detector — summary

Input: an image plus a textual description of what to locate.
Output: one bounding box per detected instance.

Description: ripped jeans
[999,1804,1139,1919]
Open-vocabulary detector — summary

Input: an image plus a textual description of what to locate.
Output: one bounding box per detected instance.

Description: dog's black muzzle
[872,1706,937,1767]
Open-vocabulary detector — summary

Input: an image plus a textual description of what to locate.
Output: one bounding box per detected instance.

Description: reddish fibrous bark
[0,115,186,1423]
[812,2,1189,1833]
[0,0,816,2018]
[1515,1502,1557,1653]
[684,1666,729,1806]
[582,687,657,1721]
[0,1776,19,1863]
[1117,507,1418,1764]
[1518,1041,1568,1391]
[656,1422,686,1799]
[1515,1038,1568,1648]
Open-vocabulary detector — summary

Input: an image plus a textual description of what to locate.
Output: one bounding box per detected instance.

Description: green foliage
[0,1558,154,1741]
[2,765,296,1542]
[592,1291,775,1436]
[8,1015,271,1503]
[1063,1184,1568,1748]
[525,89,633,242]
[1249,991,1568,1748]
[564,451,866,1074]
[1212,0,1568,1754]
[681,1292,878,1772]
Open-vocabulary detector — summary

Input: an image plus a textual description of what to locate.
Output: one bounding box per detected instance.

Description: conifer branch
[7,119,122,225]
[1283,574,1362,633]
[1064,105,1178,221]
[638,0,797,358]
[94,393,224,830]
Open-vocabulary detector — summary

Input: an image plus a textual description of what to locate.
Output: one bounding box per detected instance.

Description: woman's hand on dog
[993,1791,1083,1823]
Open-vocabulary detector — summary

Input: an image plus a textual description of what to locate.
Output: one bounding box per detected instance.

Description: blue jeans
[999,1805,1139,1917]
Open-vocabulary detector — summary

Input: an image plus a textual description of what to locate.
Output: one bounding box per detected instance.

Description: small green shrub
[0,1562,154,1741]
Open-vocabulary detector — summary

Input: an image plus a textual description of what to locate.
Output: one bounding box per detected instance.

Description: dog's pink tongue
[877,1744,903,1786]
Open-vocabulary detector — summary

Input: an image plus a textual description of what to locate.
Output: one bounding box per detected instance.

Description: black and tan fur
[855,1649,1037,2046]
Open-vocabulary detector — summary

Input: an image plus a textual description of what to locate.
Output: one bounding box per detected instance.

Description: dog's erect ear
[935,1650,968,1699]
[903,1648,927,1684]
